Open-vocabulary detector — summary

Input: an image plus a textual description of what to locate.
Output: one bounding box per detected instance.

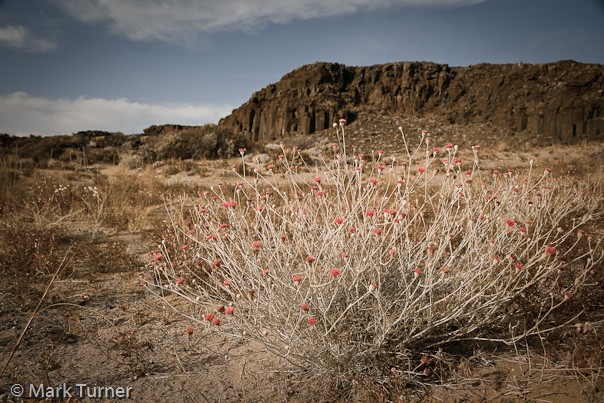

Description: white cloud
[0,92,232,136]
[0,25,57,53]
[54,0,486,44]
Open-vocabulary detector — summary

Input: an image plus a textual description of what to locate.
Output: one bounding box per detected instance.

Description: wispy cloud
[0,24,57,52]
[54,0,486,44]
[0,92,232,136]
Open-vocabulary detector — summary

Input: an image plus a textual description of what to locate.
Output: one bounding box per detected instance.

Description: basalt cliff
[217,60,604,144]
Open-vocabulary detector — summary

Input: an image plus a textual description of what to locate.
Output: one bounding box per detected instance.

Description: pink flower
[314,176,321,183]
[369,284,378,291]
[445,144,453,149]
[519,227,527,234]
[515,263,523,270]
[546,246,557,255]
[176,277,184,284]
[305,256,315,263]
[389,248,396,255]
[316,191,324,196]
[414,268,421,276]
[267,164,275,170]
[213,259,222,267]
[205,313,214,321]
[262,269,269,275]
[349,228,356,233]
[293,276,301,282]
[301,303,309,311]
[366,210,375,216]
[564,291,573,299]
[308,317,317,325]
[417,167,425,173]
[225,306,234,314]
[334,218,343,224]
[330,269,340,277]
[186,325,194,335]
[223,280,231,286]
[212,318,220,326]
[238,148,246,155]
[253,241,261,247]
[373,228,382,235]
[505,219,516,226]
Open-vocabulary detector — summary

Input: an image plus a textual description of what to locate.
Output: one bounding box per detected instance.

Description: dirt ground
[1,139,603,402]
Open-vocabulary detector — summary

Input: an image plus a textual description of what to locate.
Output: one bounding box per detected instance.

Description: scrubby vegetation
[1,122,603,401]
[0,125,252,168]
[147,123,604,397]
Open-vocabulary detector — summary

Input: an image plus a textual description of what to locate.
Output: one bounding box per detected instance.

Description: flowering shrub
[149,124,603,384]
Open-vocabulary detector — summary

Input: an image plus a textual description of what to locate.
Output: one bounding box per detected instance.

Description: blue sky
[1,0,603,136]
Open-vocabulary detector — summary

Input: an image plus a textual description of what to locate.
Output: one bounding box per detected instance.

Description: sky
[0,0,603,136]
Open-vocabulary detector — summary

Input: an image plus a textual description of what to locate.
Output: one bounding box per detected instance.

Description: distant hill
[3,60,603,164]
[217,60,604,145]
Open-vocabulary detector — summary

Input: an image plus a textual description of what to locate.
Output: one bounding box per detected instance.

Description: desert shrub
[0,220,67,278]
[147,124,603,386]
[141,126,252,161]
[87,146,120,164]
[118,154,144,169]
[0,215,70,309]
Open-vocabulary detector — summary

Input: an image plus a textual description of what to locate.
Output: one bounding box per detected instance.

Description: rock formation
[217,60,604,144]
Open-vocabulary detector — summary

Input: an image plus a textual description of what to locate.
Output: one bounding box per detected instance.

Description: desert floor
[1,137,603,402]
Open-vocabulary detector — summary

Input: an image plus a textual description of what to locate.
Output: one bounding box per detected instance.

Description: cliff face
[217,60,604,144]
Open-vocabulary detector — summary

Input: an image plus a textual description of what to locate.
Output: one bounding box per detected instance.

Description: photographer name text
[10,383,132,399]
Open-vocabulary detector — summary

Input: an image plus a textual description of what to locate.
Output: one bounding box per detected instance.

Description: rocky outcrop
[143,124,200,136]
[218,60,604,144]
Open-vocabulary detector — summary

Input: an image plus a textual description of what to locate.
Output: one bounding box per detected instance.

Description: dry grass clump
[148,124,604,390]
